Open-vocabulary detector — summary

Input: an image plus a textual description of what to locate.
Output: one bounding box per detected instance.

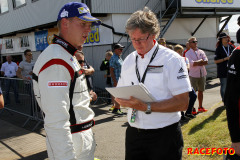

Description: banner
[47,28,59,44]
[181,0,239,8]
[35,30,48,51]
[84,26,100,45]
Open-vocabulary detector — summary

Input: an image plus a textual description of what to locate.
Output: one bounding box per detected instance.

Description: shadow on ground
[188,105,225,135]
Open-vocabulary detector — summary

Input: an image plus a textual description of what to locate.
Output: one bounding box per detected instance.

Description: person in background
[183,42,190,57]
[116,7,191,160]
[229,40,236,49]
[174,44,197,123]
[1,55,20,105]
[214,32,234,102]
[17,49,35,80]
[32,2,101,159]
[100,50,114,105]
[185,37,208,114]
[167,44,174,50]
[236,16,240,44]
[0,87,4,109]
[109,43,125,115]
[224,36,240,159]
[75,50,97,102]
[158,38,166,47]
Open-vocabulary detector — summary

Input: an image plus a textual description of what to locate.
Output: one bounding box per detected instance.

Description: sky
[226,14,239,33]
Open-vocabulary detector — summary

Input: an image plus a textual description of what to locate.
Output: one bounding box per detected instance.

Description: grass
[182,105,232,160]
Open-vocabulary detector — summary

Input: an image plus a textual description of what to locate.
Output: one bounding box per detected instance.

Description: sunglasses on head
[190,40,198,43]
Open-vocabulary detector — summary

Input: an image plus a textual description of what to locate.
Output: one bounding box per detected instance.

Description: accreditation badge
[130,109,137,123]
[147,65,163,73]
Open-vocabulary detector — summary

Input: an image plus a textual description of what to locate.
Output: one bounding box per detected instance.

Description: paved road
[0,78,222,160]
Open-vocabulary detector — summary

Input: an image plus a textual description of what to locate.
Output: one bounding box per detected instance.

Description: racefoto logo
[188,147,235,156]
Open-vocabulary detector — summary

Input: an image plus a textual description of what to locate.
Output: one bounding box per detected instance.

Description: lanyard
[130,45,159,123]
[135,45,159,83]
[222,45,230,57]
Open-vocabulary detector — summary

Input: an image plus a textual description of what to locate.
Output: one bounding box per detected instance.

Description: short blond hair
[188,37,196,42]
[106,50,113,57]
[174,44,184,52]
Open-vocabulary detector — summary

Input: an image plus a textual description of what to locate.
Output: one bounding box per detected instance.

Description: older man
[115,7,191,160]
[32,2,101,160]
[109,43,125,114]
[185,37,208,114]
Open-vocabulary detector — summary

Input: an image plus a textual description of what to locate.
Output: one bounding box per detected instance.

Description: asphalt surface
[0,78,223,160]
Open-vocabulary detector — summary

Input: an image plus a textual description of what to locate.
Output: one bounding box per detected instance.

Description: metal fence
[91,71,112,105]
[0,77,43,131]
[0,75,112,130]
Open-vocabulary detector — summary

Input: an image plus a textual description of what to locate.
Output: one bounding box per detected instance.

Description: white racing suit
[33,35,95,160]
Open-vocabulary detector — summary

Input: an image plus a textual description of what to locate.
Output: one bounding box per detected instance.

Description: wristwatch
[145,103,152,114]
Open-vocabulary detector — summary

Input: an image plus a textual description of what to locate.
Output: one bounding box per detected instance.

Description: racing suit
[33,35,95,160]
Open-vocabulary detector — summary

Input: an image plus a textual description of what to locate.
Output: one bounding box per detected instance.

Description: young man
[185,37,208,114]
[32,2,101,160]
[17,49,35,80]
[115,7,191,159]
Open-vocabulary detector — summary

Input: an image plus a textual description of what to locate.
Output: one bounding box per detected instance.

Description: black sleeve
[100,60,109,71]
[214,46,222,60]
[224,49,240,143]
[237,29,240,44]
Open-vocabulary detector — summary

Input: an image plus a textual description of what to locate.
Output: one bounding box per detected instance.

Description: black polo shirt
[214,44,234,78]
[224,47,240,143]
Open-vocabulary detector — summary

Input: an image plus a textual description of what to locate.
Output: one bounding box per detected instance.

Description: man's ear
[61,18,69,30]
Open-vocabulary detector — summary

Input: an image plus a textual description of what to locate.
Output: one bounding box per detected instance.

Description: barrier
[0,72,112,130]
[0,77,43,131]
[91,71,112,105]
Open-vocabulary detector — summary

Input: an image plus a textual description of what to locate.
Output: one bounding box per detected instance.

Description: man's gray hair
[125,7,160,38]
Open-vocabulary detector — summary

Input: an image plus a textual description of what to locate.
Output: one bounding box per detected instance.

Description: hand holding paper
[105,83,156,103]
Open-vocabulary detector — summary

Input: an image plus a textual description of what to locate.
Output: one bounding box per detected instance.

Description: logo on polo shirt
[48,81,68,88]
[177,75,187,79]
[178,67,184,73]
[230,64,235,70]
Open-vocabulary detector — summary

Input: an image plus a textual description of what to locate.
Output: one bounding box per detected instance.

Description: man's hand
[90,90,97,101]
[115,96,147,111]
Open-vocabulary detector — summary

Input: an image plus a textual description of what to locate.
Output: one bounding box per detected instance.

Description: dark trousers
[5,78,19,104]
[186,88,197,114]
[125,122,183,160]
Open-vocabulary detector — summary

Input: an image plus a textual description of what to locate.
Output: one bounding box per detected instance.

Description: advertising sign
[47,28,59,44]
[35,30,48,51]
[84,26,100,45]
[181,0,239,8]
